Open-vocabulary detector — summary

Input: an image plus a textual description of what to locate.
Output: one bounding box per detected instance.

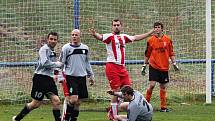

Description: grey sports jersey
[127,91,153,121]
[59,43,94,78]
[35,44,61,77]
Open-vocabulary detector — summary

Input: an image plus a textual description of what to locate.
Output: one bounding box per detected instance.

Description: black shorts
[149,65,169,84]
[66,75,88,99]
[31,74,58,101]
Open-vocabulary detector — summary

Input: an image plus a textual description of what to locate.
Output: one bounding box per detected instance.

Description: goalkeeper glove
[172,62,179,71]
[107,90,114,95]
[141,64,147,76]
[88,77,95,86]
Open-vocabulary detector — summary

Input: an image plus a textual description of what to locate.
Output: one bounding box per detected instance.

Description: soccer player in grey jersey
[13,32,63,121]
[107,86,153,121]
[59,29,95,121]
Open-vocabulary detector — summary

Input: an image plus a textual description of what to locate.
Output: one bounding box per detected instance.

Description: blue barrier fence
[0,59,215,94]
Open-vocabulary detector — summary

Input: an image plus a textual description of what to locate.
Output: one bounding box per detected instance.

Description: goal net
[0,0,214,112]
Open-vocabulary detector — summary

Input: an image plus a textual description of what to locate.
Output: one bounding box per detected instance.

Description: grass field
[1,101,215,121]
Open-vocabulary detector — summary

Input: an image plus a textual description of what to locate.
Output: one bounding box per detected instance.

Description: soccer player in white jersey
[89,19,154,120]
[59,29,95,121]
[107,86,153,121]
[12,32,63,121]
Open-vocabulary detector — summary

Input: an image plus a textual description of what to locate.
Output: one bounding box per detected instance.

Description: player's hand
[141,64,147,76]
[88,77,95,86]
[89,28,96,35]
[150,28,156,35]
[173,62,179,71]
[54,70,65,83]
[55,61,63,68]
[107,90,114,95]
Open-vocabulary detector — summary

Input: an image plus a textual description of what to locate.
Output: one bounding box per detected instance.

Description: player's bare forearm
[89,28,102,40]
[107,90,122,97]
[144,56,149,64]
[134,29,154,41]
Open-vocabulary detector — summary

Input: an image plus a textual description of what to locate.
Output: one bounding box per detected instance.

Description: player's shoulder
[120,33,133,38]
[120,33,129,36]
[62,43,71,49]
[163,34,171,40]
[80,43,89,49]
[39,44,49,51]
[147,35,156,42]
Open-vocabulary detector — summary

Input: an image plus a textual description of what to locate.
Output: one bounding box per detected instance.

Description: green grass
[1,101,215,121]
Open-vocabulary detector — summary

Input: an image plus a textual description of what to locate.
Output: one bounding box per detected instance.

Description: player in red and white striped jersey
[90,19,154,120]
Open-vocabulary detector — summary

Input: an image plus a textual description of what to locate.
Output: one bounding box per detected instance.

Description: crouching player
[107,86,153,121]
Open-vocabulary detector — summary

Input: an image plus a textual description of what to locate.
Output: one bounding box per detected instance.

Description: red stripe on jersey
[124,36,130,43]
[111,38,117,61]
[103,36,112,44]
[118,36,125,64]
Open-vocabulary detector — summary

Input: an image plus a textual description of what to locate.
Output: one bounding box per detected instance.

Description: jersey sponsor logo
[155,47,166,53]
[72,49,88,55]
[50,51,56,57]
[66,49,88,59]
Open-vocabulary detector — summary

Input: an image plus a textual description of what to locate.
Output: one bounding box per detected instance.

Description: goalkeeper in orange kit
[141,22,179,112]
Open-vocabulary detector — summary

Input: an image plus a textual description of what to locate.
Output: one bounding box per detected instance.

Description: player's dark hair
[121,85,134,96]
[112,19,122,26]
[47,32,59,39]
[154,22,163,29]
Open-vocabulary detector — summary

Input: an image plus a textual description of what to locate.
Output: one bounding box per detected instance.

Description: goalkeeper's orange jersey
[145,34,175,71]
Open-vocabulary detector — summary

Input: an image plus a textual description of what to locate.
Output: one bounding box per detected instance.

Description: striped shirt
[59,43,94,78]
[35,44,61,77]
[102,33,135,65]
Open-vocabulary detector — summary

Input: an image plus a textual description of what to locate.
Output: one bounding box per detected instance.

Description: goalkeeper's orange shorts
[105,62,132,90]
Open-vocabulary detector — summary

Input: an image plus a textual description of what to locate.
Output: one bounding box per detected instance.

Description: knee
[51,96,61,107]
[67,96,78,105]
[75,101,80,107]
[28,102,41,110]
[160,84,167,90]
[149,85,155,90]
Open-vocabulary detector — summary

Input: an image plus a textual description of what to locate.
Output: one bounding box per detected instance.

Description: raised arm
[133,29,154,41]
[89,28,102,40]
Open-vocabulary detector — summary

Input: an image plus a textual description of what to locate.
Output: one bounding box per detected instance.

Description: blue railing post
[74,0,80,29]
